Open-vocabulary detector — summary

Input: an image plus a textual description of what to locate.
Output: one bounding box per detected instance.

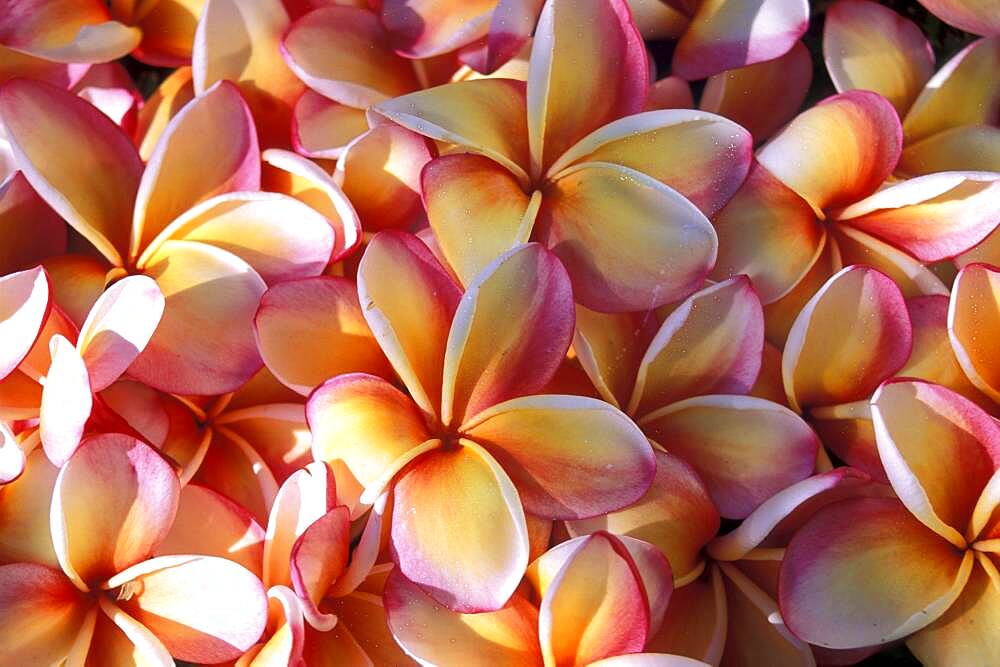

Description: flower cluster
[0,0,998,664]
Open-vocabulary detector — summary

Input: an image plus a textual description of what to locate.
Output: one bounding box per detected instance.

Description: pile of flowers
[0,0,998,664]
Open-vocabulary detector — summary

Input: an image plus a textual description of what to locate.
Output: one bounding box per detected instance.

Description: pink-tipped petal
[0,265,49,380]
[0,1,140,63]
[289,506,351,618]
[380,0,496,59]
[914,0,1000,36]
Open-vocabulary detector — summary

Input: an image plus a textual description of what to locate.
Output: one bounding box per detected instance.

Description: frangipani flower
[823,0,1000,174]
[780,379,1000,665]
[307,233,656,612]
[0,433,268,664]
[386,530,679,667]
[372,0,754,313]
[711,89,1000,334]
[0,77,338,395]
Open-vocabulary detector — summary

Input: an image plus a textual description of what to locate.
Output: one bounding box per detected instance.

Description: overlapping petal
[950,263,1000,403]
[0,265,49,380]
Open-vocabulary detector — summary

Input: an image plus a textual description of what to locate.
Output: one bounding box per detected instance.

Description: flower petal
[629,277,763,416]
[464,394,655,519]
[0,265,49,380]
[190,428,278,527]
[380,0,495,59]
[872,379,1000,546]
[422,153,535,286]
[442,242,574,426]
[640,395,818,519]
[129,0,204,66]
[390,440,529,613]
[255,277,390,396]
[0,448,59,566]
[385,568,542,666]
[831,225,950,298]
[0,2,140,63]
[589,655,711,667]
[0,78,141,266]
[899,125,1000,176]
[52,434,180,588]
[572,307,657,409]
[282,6,419,107]
[823,0,934,115]
[289,505,350,620]
[779,496,971,649]
[645,565,726,664]
[782,266,911,412]
[0,172,66,276]
[132,80,260,259]
[950,263,1000,403]
[358,231,462,417]
[756,90,901,213]
[111,555,268,663]
[39,334,92,467]
[87,597,173,667]
[128,240,266,395]
[537,161,717,313]
[672,0,809,80]
[291,90,369,160]
[913,0,1000,36]
[0,562,91,664]
[135,67,196,160]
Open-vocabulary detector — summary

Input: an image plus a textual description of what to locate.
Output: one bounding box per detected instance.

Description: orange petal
[899,125,1000,176]
[422,153,534,286]
[567,450,720,582]
[823,0,934,115]
[0,172,66,275]
[41,255,108,330]
[0,448,60,567]
[782,266,911,412]
[291,90,370,160]
[526,0,647,176]
[756,90,901,213]
[0,562,92,664]
[464,394,655,519]
[39,334,92,466]
[191,427,278,527]
[51,434,180,589]
[156,484,265,578]
[130,0,205,66]
[358,231,462,417]
[282,6,419,107]
[0,78,141,266]
[950,263,1000,403]
[629,277,763,416]
[391,440,529,612]
[128,239,266,395]
[442,243,574,426]
[0,1,140,63]
[110,555,268,663]
[86,597,173,666]
[537,161,717,313]
[640,395,818,519]
[779,496,971,649]
[872,379,1000,546]
[0,265,49,380]
[135,67,195,161]
[131,80,260,258]
[214,403,312,488]
[385,568,542,666]
[338,125,433,232]
[321,586,417,665]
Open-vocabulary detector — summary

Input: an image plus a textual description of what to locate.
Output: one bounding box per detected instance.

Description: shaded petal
[756,90,901,212]
[190,428,278,527]
[380,0,495,59]
[0,1,140,63]
[156,484,265,578]
[39,334,92,466]
[913,0,1000,36]
[371,79,530,184]
[442,243,574,426]
[131,80,260,259]
[950,263,1000,403]
[135,67,196,161]
[572,307,657,409]
[385,568,542,666]
[646,76,695,111]
[76,275,164,392]
[390,440,529,613]
[128,240,266,395]
[567,450,720,581]
[71,61,141,131]
[0,562,91,664]
[0,172,66,275]
[836,172,1000,262]
[130,0,204,66]
[871,379,1000,546]
[255,277,391,396]
[762,232,842,347]
[322,587,417,666]
[830,225,949,298]
[0,265,49,380]
[899,125,1000,176]
[645,565,726,664]
[672,0,809,80]
[111,555,268,664]
[291,90,369,160]
[537,161,717,313]
[700,41,812,143]
[0,78,141,265]
[41,255,107,330]
[526,0,647,176]
[289,506,350,622]
[282,6,419,107]
[215,403,312,489]
[87,597,173,667]
[464,394,655,519]
[52,434,179,588]
[247,586,305,667]
[779,496,971,649]
[0,448,59,566]
[547,109,752,218]
[460,0,545,74]
[640,395,818,519]
[358,231,462,417]
[782,266,911,411]
[823,0,934,115]
[422,153,534,286]
[629,277,763,416]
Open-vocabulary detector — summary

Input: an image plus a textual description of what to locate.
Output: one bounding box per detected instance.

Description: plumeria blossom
[306,233,656,612]
[823,0,1000,175]
[372,0,754,313]
[0,77,338,396]
[780,379,1000,665]
[0,433,268,664]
